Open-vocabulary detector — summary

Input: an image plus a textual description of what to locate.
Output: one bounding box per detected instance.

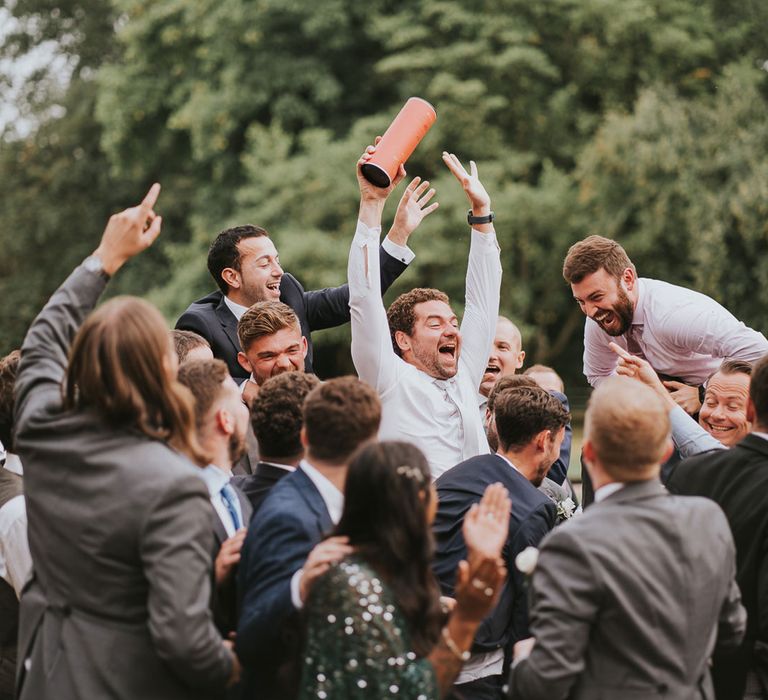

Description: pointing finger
[140,183,161,214]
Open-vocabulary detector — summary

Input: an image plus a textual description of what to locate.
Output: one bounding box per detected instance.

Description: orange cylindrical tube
[361,97,437,188]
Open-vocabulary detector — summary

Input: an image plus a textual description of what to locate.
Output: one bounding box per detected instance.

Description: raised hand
[609,342,676,409]
[94,183,163,275]
[387,177,439,247]
[662,380,702,416]
[442,152,491,215]
[357,137,407,204]
[463,482,511,564]
[453,556,506,624]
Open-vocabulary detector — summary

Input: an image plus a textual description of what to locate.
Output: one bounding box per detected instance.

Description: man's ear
[534,429,550,452]
[747,398,757,424]
[300,426,309,450]
[394,330,411,355]
[300,335,308,360]
[216,407,234,437]
[221,267,240,291]
[621,267,637,292]
[237,351,252,373]
[582,438,595,465]
[516,350,526,369]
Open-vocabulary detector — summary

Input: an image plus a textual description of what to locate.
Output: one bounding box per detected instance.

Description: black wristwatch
[467,209,494,226]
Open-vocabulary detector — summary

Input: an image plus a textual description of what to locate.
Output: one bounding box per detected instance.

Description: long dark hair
[335,441,443,656]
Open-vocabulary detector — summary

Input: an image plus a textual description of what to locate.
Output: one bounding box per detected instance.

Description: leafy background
[2,0,767,395]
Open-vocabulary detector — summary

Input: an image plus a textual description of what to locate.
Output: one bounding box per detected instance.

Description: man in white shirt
[350,146,502,478]
[176,358,252,638]
[563,235,768,411]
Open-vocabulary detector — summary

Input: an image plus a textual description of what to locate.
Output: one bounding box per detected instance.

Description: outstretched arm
[442,153,502,391]
[349,141,438,393]
[15,184,163,439]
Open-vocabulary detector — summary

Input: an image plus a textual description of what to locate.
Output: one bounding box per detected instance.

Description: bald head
[584,377,670,482]
[480,316,526,397]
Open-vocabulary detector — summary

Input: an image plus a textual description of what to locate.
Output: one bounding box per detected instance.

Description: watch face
[84,256,103,273]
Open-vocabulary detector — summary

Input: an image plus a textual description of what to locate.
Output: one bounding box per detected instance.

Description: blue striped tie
[220,482,242,530]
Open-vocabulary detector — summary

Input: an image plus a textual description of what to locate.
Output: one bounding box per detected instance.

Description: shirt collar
[199,464,231,498]
[3,453,23,476]
[752,432,768,443]
[495,452,522,476]
[594,482,626,503]
[300,459,344,524]
[223,295,250,321]
[261,461,297,473]
[632,278,646,327]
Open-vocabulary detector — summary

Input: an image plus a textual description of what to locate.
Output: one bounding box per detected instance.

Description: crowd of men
[1,142,768,700]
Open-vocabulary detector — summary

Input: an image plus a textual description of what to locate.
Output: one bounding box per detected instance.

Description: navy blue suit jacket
[236,467,333,700]
[176,247,408,379]
[433,454,556,659]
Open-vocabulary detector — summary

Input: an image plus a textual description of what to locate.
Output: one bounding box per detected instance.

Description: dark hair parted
[562,235,635,284]
[176,359,230,432]
[0,350,21,448]
[171,330,211,364]
[386,288,450,356]
[238,301,300,353]
[64,297,207,465]
[251,372,320,459]
[303,376,381,463]
[335,441,442,656]
[493,385,570,451]
[208,224,269,294]
[750,355,768,428]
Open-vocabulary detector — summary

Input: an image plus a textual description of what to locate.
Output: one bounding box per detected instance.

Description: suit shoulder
[176,291,222,325]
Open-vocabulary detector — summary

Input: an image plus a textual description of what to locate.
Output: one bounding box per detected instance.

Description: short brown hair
[0,350,21,448]
[487,374,536,413]
[252,372,321,458]
[750,354,768,429]
[716,358,753,378]
[562,235,635,284]
[494,385,570,451]
[585,376,669,480]
[387,288,450,356]
[171,330,211,364]
[64,297,207,465]
[238,301,300,353]
[303,376,381,463]
[177,359,231,432]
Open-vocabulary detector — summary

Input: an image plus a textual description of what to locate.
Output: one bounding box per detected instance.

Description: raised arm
[349,142,437,393]
[15,184,163,439]
[442,153,502,391]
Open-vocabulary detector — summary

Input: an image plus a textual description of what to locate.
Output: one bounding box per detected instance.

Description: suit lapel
[211,506,228,547]
[214,294,242,356]
[294,468,334,534]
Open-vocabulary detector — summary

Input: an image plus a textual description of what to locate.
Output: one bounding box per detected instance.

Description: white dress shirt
[584,278,768,387]
[0,455,32,598]
[349,220,502,479]
[198,464,243,538]
[593,482,625,503]
[290,459,345,609]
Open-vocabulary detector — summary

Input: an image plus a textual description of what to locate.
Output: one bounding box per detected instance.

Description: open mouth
[594,310,613,326]
[439,344,456,359]
[266,281,281,293]
[483,365,500,376]
[705,423,733,435]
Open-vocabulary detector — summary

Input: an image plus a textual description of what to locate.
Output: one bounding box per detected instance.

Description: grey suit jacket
[509,479,746,700]
[13,264,232,700]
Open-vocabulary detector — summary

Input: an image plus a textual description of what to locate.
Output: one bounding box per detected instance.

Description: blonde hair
[65,296,207,465]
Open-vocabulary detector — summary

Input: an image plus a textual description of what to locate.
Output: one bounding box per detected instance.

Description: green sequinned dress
[299,556,439,700]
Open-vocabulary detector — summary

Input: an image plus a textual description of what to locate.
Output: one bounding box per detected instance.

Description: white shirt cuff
[290,568,304,610]
[381,236,415,265]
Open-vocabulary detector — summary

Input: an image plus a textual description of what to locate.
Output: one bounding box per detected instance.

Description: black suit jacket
[231,461,292,517]
[433,454,556,660]
[176,248,408,379]
[666,434,768,699]
[210,483,253,638]
[236,466,333,700]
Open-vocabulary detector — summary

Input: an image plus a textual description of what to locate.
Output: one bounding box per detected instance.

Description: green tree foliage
[1,0,767,383]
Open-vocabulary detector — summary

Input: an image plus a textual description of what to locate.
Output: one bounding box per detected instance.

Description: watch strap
[467,209,494,225]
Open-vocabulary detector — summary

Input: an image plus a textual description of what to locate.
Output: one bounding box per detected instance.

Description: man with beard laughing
[349,143,502,479]
[563,235,768,406]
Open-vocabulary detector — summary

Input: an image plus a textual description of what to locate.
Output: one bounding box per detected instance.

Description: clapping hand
[94,183,162,275]
[442,152,492,217]
[387,177,439,247]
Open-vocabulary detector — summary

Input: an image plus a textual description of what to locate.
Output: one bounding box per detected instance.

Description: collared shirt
[669,405,727,458]
[583,278,768,387]
[260,461,296,473]
[199,464,243,538]
[223,296,250,322]
[753,432,768,443]
[290,459,345,610]
[0,455,32,598]
[349,220,502,479]
[594,482,625,503]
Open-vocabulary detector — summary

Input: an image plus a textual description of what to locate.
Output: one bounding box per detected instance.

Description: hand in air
[94,183,163,275]
[388,177,439,246]
[357,136,407,203]
[442,152,491,213]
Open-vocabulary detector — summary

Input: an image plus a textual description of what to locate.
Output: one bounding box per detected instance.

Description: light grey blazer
[13,264,232,700]
[509,479,746,700]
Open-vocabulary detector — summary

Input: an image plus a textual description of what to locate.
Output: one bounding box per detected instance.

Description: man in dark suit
[666,353,768,699]
[236,377,381,700]
[509,377,746,700]
[434,385,569,699]
[232,371,320,515]
[177,359,253,640]
[176,218,415,380]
